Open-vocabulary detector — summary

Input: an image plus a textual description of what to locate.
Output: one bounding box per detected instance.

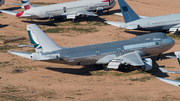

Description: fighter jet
[8,24,175,71]
[156,77,180,88]
[105,0,180,33]
[0,0,116,22]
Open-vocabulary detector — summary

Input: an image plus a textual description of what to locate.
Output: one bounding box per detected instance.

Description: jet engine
[96,7,104,13]
[31,52,43,60]
[31,52,60,61]
[140,58,153,71]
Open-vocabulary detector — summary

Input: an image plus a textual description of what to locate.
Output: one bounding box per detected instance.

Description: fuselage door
[63,7,66,13]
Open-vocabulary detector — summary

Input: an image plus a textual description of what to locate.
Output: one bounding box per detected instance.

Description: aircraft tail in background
[117,0,140,23]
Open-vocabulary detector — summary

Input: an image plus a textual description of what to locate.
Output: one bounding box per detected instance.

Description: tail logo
[16,11,24,17]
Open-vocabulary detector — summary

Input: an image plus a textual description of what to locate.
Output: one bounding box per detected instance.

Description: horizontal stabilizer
[115,13,149,19]
[104,21,125,28]
[9,3,40,7]
[156,77,180,88]
[18,44,34,48]
[159,67,180,74]
[0,10,18,16]
[8,51,32,59]
[9,3,23,6]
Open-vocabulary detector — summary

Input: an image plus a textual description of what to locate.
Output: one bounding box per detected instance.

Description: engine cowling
[31,52,60,61]
[31,53,43,60]
[141,58,153,71]
[96,7,104,13]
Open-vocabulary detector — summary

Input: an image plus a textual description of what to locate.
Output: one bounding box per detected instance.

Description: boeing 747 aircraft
[0,0,116,21]
[8,24,175,71]
[105,0,180,33]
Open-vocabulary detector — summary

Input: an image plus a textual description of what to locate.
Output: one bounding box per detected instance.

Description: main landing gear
[157,54,162,60]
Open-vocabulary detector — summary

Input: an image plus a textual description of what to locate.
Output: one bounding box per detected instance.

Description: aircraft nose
[163,37,175,46]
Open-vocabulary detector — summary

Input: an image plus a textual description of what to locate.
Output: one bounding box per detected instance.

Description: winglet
[117,0,140,23]
[156,77,180,88]
[27,24,61,52]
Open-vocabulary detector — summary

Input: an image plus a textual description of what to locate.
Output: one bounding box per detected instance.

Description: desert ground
[0,0,180,101]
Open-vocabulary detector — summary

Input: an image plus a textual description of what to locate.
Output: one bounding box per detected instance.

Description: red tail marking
[102,0,109,2]
[16,11,24,17]
[24,4,32,10]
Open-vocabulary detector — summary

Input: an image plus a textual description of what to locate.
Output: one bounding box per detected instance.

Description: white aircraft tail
[27,24,62,53]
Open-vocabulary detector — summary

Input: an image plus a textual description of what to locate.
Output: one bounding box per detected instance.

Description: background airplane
[8,24,175,71]
[0,0,4,6]
[105,0,180,33]
[0,0,116,22]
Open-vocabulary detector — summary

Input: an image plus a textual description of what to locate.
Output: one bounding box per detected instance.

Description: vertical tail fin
[175,51,180,65]
[117,0,140,23]
[21,0,33,10]
[27,24,61,52]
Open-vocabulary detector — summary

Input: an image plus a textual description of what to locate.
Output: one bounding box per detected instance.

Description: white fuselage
[23,0,116,18]
[126,13,180,31]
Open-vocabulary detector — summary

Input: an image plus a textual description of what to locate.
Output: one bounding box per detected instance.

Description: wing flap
[64,9,97,19]
[107,51,144,69]
[115,13,149,19]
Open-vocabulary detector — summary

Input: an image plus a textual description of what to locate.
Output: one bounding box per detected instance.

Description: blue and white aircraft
[105,0,180,33]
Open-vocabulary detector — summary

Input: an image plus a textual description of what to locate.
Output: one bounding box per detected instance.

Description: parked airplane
[0,0,116,22]
[0,0,4,6]
[105,0,180,33]
[156,77,180,88]
[8,24,175,71]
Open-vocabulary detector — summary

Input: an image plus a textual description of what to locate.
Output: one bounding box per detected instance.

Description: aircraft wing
[0,10,18,16]
[104,21,126,28]
[107,51,144,69]
[115,13,149,19]
[76,10,98,16]
[64,9,97,19]
[169,24,180,33]
[8,51,32,59]
[159,67,180,74]
[156,77,180,88]
[0,10,33,17]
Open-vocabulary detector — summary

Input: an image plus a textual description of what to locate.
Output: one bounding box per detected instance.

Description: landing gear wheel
[103,67,110,71]
[106,10,109,14]
[157,54,162,60]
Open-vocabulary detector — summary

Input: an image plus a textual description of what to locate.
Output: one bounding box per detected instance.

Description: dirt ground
[0,0,180,101]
